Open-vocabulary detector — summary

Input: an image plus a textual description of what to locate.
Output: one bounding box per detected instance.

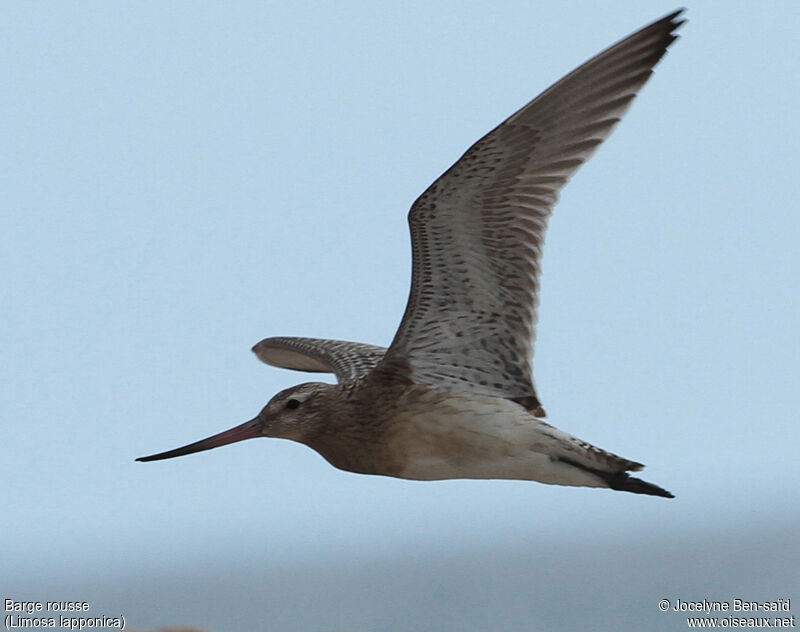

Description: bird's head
[136,382,336,462]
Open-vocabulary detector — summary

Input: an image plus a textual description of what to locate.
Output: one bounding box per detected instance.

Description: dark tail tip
[605,472,675,498]
[558,457,674,498]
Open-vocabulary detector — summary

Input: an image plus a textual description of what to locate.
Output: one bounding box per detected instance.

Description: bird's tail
[536,421,673,498]
[557,457,674,498]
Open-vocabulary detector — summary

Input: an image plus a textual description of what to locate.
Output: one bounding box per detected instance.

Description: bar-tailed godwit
[138,11,685,498]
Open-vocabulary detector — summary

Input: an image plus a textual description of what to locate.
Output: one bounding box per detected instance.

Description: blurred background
[2,1,798,630]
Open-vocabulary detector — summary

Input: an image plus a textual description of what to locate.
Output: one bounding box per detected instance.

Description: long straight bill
[136,418,262,462]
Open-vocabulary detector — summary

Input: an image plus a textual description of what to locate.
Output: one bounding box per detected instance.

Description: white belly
[386,390,606,488]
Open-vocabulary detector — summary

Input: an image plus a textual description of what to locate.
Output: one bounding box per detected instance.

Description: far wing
[252,336,386,383]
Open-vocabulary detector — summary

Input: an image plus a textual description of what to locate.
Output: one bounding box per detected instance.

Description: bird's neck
[301,381,403,476]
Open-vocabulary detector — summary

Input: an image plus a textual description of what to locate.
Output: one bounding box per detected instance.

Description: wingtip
[251,337,269,355]
[646,8,687,36]
[661,8,687,24]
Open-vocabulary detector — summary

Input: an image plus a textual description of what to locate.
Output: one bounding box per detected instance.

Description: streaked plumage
[138,11,685,498]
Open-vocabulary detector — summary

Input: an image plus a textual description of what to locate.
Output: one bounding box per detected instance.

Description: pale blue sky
[3,1,798,630]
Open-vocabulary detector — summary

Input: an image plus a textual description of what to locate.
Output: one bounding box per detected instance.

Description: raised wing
[252,336,386,383]
[381,11,684,414]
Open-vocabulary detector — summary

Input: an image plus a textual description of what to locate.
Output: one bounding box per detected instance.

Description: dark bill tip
[136,418,262,462]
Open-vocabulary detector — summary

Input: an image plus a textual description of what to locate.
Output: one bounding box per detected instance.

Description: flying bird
[138,11,685,498]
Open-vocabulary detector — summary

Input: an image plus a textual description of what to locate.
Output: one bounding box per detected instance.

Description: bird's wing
[252,336,387,383]
[380,11,684,415]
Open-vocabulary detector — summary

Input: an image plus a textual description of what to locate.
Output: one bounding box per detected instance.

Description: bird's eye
[286,399,301,410]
